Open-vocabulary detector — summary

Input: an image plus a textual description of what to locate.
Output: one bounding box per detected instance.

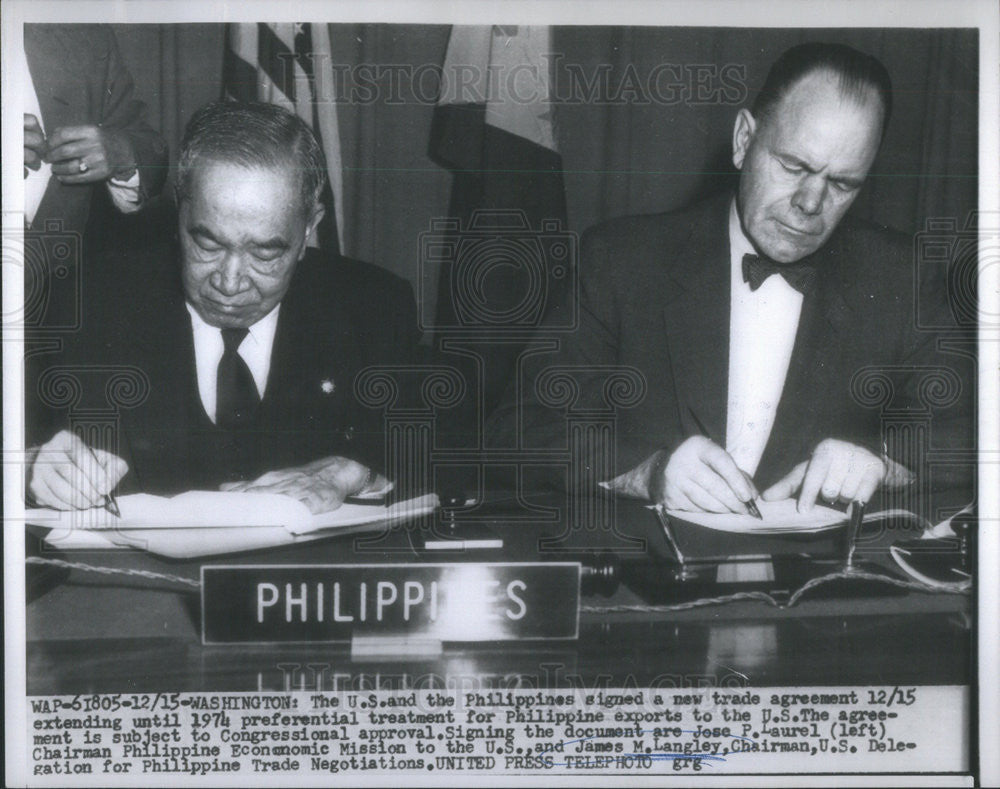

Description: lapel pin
[321,378,336,394]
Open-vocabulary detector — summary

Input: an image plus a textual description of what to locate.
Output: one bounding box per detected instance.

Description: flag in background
[430,25,568,416]
[223,23,344,252]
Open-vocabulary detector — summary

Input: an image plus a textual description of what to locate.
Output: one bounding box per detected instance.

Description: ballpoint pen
[653,504,686,568]
[844,500,865,570]
[79,438,121,517]
[687,407,763,520]
[103,494,121,518]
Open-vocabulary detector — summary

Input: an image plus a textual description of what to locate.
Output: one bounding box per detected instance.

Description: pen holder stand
[951,513,976,574]
[841,501,865,572]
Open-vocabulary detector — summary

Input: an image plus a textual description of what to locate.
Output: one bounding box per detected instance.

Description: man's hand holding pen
[605,436,762,518]
[27,430,128,512]
[650,436,762,517]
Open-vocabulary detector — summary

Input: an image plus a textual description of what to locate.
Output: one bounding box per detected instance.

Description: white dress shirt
[20,39,52,226]
[725,200,805,477]
[20,38,142,227]
[186,303,281,424]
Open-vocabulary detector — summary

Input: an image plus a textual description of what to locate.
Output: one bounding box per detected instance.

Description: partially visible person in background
[21,24,169,579]
[22,23,168,235]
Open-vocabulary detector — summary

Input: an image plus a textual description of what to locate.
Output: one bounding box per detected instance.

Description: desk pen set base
[619,555,906,604]
[618,503,971,604]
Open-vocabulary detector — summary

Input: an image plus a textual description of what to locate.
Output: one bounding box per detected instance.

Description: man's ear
[732,108,757,170]
[174,196,187,240]
[302,201,326,252]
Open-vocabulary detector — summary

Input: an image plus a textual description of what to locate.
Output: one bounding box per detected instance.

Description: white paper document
[666,498,847,534]
[26,491,438,558]
[28,492,314,531]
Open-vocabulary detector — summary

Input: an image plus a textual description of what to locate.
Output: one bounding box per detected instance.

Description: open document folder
[665,498,848,534]
[26,491,438,559]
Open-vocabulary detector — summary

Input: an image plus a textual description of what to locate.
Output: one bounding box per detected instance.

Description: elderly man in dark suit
[488,42,972,516]
[27,101,420,514]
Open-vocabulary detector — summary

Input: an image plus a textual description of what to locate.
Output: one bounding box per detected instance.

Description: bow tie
[742,253,817,294]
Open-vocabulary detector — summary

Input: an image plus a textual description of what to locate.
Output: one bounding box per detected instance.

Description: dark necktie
[742,253,817,294]
[216,328,259,429]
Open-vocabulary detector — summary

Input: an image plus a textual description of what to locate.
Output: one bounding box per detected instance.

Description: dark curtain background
[108,24,978,331]
[553,27,977,237]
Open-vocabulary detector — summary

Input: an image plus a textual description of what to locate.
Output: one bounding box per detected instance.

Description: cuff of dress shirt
[106,169,143,214]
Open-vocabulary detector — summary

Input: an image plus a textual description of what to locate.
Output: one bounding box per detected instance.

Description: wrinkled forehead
[178,161,312,248]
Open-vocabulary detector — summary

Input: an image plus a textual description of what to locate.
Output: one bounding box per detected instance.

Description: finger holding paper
[27,430,128,511]
[762,439,888,511]
[220,456,386,515]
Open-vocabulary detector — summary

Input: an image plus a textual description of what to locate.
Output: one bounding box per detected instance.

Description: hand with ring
[45,125,136,184]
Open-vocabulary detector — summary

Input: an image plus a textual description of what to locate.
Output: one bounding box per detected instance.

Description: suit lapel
[261,261,359,423]
[755,242,855,485]
[114,284,202,491]
[660,195,732,445]
[24,27,83,133]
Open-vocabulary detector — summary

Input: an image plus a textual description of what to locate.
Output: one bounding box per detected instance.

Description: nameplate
[201,563,580,645]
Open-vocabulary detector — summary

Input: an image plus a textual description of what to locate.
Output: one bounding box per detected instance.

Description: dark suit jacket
[488,192,973,506]
[33,244,421,496]
[25,24,168,234]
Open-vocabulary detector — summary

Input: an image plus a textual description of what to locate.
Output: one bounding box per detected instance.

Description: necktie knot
[742,253,816,294]
[221,327,250,354]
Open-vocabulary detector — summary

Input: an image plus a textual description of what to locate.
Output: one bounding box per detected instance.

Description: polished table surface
[26,495,971,695]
